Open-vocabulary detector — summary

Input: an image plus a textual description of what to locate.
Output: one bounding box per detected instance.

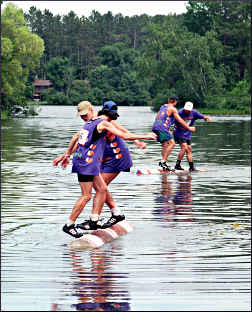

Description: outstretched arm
[203,116,212,122]
[111,120,147,149]
[98,120,157,141]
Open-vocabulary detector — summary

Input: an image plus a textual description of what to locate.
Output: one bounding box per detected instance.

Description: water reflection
[153,174,193,224]
[52,245,131,311]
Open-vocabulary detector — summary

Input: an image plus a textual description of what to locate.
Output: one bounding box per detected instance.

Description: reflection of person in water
[153,174,193,223]
[51,246,131,311]
[173,175,193,222]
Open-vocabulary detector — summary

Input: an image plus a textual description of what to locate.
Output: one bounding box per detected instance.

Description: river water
[1,106,251,311]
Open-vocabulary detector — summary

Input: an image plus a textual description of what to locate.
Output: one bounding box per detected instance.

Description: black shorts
[174,136,191,145]
[77,173,95,182]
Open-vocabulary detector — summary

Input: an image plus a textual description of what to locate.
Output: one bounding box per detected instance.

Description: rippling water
[1,106,251,311]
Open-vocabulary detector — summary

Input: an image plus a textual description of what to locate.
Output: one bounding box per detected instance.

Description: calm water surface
[1,106,251,311]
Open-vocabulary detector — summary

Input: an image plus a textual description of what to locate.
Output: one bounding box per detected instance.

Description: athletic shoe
[189,167,197,171]
[174,164,184,170]
[159,161,172,171]
[62,224,84,238]
[76,219,103,230]
[101,214,125,229]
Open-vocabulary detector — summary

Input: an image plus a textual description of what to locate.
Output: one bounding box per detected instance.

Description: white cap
[184,101,193,111]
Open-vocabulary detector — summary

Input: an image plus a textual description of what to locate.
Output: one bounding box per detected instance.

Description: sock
[176,160,181,166]
[189,162,194,169]
[111,207,122,216]
[90,214,99,221]
[67,219,74,227]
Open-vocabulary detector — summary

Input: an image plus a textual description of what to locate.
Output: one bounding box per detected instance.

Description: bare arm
[52,130,80,168]
[64,130,81,156]
[203,116,212,122]
[111,120,147,149]
[173,109,195,132]
[97,120,157,141]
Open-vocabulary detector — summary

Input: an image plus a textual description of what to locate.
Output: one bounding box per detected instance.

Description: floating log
[136,168,208,175]
[68,220,134,250]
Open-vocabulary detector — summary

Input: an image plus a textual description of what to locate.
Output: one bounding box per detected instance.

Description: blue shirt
[173,109,204,140]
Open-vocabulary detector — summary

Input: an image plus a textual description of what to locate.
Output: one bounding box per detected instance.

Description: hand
[205,116,212,122]
[52,154,65,167]
[61,156,70,169]
[134,140,147,149]
[189,126,195,132]
[146,132,157,140]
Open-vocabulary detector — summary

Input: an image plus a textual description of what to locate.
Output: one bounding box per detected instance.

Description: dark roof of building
[33,79,52,86]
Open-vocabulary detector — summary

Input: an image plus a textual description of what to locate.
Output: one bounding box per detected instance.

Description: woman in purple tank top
[52,101,156,238]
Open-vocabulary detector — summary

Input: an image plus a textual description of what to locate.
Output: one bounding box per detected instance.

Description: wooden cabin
[33,77,52,101]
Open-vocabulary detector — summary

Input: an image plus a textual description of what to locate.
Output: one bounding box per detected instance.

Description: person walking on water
[53,101,147,231]
[173,101,212,171]
[152,95,196,171]
[53,101,156,238]
[98,102,146,228]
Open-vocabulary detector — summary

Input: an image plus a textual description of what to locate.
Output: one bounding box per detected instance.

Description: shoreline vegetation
[1,102,250,120]
[2,2,251,120]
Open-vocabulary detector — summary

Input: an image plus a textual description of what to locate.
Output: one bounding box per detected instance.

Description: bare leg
[101,172,119,211]
[69,181,93,223]
[186,145,193,163]
[177,143,187,161]
[93,172,120,215]
[91,173,108,215]
[161,139,175,162]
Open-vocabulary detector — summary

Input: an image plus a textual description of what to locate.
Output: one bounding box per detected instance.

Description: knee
[180,145,187,153]
[96,184,108,194]
[170,140,175,148]
[101,185,108,194]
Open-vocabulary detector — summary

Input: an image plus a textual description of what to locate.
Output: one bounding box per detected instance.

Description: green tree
[1,3,44,115]
[219,79,251,114]
[183,1,251,86]
[68,80,90,105]
[45,56,76,94]
[87,44,151,106]
[138,16,226,109]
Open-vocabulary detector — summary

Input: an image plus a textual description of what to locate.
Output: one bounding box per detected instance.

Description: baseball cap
[77,101,91,116]
[184,101,193,111]
[103,101,119,116]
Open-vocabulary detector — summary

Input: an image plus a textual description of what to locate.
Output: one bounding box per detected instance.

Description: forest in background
[1,1,251,118]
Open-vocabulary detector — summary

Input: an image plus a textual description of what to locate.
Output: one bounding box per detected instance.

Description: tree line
[1,1,251,118]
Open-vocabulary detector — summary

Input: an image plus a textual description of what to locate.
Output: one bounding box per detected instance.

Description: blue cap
[103,101,119,116]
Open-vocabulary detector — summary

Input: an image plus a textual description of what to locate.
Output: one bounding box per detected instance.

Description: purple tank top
[152,104,175,133]
[72,118,107,176]
[100,136,133,173]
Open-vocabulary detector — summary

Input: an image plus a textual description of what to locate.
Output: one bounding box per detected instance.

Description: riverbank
[2,102,250,120]
[1,102,41,120]
[198,108,251,116]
